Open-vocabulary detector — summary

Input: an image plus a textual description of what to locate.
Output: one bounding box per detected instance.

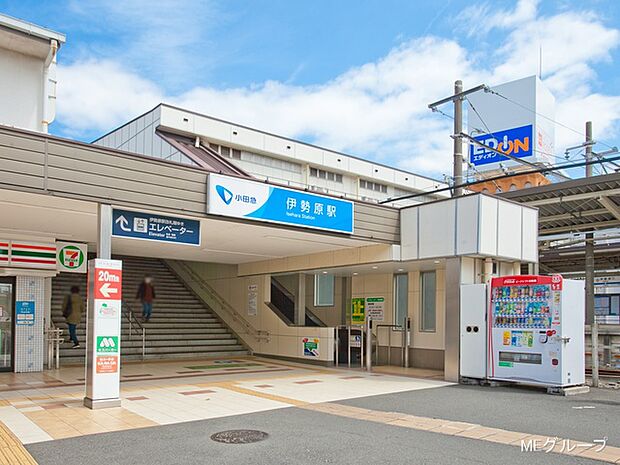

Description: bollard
[403,316,410,368]
[592,322,599,388]
[365,317,372,372]
[347,326,351,368]
[360,326,364,370]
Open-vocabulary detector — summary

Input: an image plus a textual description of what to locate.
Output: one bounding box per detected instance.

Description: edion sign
[469,124,533,166]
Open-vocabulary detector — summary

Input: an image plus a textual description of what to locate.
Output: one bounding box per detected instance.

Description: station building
[0,13,539,383]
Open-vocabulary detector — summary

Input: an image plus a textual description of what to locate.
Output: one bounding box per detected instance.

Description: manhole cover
[210,430,269,444]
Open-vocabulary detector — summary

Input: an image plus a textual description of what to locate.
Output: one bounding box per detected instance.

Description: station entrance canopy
[0,125,397,262]
[501,172,620,275]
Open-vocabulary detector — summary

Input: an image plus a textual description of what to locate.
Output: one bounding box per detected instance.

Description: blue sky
[2,0,619,177]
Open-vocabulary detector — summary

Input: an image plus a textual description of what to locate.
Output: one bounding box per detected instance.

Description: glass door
[0,278,14,371]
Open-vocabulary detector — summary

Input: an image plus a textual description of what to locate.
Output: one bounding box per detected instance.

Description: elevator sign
[112,209,201,246]
[85,258,123,409]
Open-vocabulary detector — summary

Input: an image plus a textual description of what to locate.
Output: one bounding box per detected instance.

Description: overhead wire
[486,86,619,152]
[380,154,620,204]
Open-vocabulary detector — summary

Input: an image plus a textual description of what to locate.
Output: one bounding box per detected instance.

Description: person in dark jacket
[62,286,84,348]
[136,275,156,322]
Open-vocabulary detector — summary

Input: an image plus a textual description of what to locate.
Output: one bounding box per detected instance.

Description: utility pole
[428,81,486,197]
[453,80,464,197]
[585,121,593,177]
[584,120,598,387]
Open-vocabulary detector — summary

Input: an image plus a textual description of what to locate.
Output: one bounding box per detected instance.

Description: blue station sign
[112,209,201,245]
[208,174,354,234]
[469,124,533,166]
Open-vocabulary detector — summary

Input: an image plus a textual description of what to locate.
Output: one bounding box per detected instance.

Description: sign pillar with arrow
[84,258,123,409]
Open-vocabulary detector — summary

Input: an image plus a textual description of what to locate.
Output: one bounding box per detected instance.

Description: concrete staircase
[51,256,248,364]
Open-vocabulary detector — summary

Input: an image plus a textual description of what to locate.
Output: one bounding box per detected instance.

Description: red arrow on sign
[94,268,122,300]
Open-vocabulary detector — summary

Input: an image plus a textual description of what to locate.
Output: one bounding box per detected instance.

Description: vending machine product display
[488,275,584,387]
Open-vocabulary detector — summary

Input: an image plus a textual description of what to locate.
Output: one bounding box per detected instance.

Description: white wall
[351,271,446,352]
[0,48,44,132]
[171,261,335,363]
[400,194,538,263]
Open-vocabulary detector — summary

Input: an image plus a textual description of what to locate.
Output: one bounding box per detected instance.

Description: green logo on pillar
[96,336,119,353]
[58,245,85,270]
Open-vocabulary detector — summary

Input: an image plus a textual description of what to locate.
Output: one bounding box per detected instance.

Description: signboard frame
[351,297,365,325]
[15,301,35,326]
[207,173,355,235]
[112,209,201,246]
[56,242,87,273]
[366,297,385,322]
[84,258,123,409]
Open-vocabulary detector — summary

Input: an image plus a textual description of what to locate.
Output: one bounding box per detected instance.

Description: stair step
[51,256,246,363]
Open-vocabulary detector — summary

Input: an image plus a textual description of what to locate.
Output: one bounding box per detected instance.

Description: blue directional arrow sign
[112,209,201,246]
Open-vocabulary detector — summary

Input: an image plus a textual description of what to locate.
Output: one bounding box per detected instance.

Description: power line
[465,96,560,168]
[380,154,620,204]
[486,86,618,152]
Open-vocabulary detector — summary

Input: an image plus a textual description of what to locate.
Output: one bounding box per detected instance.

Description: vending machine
[488,275,584,387]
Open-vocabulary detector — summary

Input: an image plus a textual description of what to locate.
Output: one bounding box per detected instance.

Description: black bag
[63,295,73,318]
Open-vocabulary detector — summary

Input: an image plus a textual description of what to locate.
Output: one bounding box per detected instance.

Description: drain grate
[210,429,269,444]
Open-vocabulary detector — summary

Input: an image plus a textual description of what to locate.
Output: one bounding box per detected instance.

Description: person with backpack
[136,275,156,322]
[62,286,84,348]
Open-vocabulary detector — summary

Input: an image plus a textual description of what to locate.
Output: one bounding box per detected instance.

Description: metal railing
[168,260,270,342]
[122,302,146,360]
[373,317,411,368]
[45,323,63,370]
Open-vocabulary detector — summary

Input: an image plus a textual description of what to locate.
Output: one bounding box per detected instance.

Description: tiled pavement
[0,358,449,445]
[1,358,619,464]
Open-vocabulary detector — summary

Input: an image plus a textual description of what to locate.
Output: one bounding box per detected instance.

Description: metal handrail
[373,319,410,367]
[122,301,146,360]
[168,260,270,342]
[374,324,401,366]
[44,322,63,370]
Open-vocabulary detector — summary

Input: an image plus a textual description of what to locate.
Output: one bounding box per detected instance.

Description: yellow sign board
[351,298,365,325]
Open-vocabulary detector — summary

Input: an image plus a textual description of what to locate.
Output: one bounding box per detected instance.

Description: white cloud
[459,0,539,37]
[56,1,620,177]
[58,60,163,137]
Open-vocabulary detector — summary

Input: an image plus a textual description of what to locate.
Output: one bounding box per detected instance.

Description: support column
[453,80,464,197]
[295,273,306,326]
[483,258,493,283]
[512,262,521,275]
[585,234,595,325]
[97,204,113,259]
[444,258,461,382]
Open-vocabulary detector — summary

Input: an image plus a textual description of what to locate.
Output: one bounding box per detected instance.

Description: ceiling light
[433,260,441,264]
[371,266,378,270]
[322,271,328,274]
[353,272,358,276]
[397,268,404,272]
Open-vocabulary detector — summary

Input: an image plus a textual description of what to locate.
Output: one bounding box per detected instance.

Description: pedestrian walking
[136,275,156,322]
[62,286,84,348]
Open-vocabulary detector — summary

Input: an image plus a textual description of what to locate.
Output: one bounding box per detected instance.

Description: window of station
[360,179,388,193]
[595,295,620,316]
[208,142,241,159]
[310,167,343,183]
[314,274,335,307]
[394,274,408,329]
[242,151,301,173]
[420,271,436,332]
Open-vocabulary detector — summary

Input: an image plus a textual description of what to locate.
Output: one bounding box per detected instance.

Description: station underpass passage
[51,256,248,364]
